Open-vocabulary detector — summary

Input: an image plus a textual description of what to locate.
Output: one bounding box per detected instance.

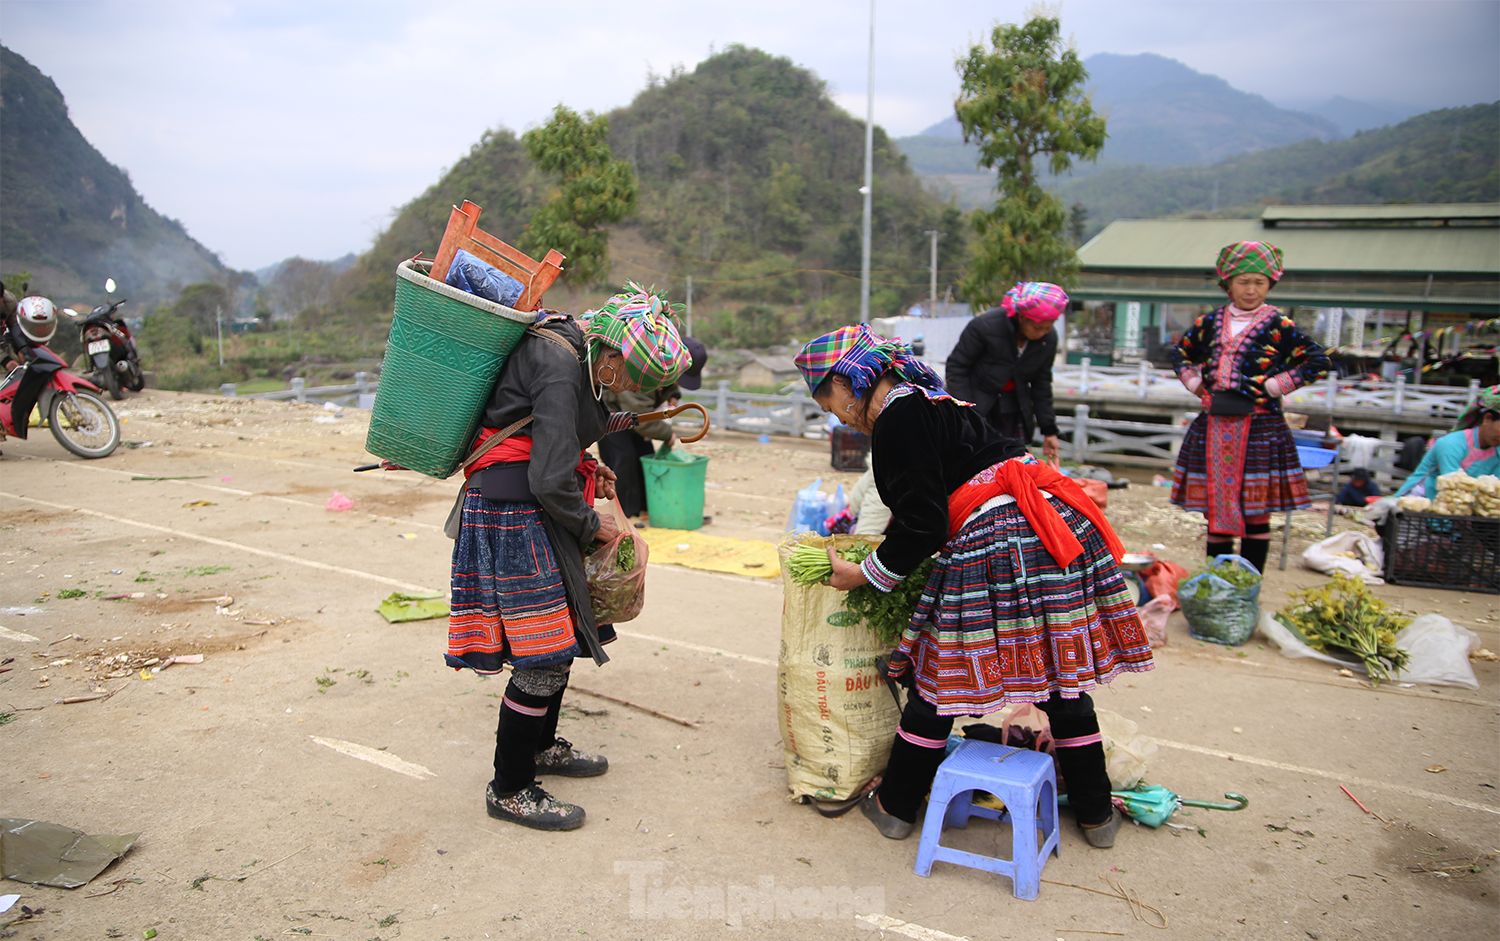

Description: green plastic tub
[641,452,710,530]
[364,259,538,478]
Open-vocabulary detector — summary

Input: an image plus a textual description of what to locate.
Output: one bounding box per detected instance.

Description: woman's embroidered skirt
[1171,413,1311,525]
[447,494,580,673]
[897,497,1154,716]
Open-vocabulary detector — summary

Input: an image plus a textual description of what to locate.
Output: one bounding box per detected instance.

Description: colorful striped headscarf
[585,282,691,391]
[1454,385,1500,431]
[1000,282,1069,322]
[1216,241,1284,289]
[794,324,944,398]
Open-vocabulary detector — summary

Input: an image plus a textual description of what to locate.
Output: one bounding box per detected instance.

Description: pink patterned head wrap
[1000,282,1068,322]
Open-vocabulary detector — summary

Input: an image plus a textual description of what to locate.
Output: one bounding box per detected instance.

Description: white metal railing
[1051,361,1478,418]
[678,382,824,438]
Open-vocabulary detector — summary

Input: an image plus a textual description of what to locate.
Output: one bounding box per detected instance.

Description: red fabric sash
[946,459,1125,568]
[465,428,597,504]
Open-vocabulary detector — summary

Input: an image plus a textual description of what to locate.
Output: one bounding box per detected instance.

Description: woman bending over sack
[446,283,689,831]
[1170,241,1331,574]
[797,325,1154,849]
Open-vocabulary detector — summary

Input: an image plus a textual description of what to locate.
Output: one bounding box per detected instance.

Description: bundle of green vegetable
[1275,573,1411,685]
[1194,558,1261,598]
[785,541,935,646]
[587,535,635,571]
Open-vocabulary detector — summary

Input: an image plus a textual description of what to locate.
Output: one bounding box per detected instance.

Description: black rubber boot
[493,682,550,793]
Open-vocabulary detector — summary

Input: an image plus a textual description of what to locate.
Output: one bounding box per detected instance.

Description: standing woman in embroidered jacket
[799,325,1154,849]
[1169,242,1331,574]
[447,283,689,831]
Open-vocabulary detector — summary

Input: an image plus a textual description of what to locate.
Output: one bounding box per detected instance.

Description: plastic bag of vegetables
[1178,555,1262,646]
[584,500,649,624]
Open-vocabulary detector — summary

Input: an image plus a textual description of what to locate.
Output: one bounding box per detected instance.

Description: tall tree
[955,16,1105,308]
[521,106,638,288]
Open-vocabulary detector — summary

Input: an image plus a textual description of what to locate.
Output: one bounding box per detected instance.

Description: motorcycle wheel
[48,389,120,459]
[103,364,124,400]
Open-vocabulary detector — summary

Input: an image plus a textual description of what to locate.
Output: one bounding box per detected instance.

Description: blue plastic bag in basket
[1179,554,1262,646]
[446,249,524,308]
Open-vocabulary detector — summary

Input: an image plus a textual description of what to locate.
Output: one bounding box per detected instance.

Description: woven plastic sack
[776,532,900,802]
[1179,554,1261,646]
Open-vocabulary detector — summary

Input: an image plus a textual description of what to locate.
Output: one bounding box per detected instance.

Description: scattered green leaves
[57,588,87,599]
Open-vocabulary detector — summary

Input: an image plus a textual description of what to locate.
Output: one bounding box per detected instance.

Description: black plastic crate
[831,425,870,472]
[1382,511,1500,594]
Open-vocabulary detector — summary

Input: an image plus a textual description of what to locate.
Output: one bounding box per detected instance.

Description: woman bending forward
[796,325,1154,848]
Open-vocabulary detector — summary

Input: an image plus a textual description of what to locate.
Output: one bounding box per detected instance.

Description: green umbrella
[1112,785,1249,828]
[1063,786,1249,828]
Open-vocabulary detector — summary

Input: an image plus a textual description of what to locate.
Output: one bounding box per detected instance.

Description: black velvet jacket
[945,308,1060,441]
[870,388,1024,579]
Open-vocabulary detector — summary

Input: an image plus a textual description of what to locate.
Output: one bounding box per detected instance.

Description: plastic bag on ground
[325,492,354,511]
[585,501,650,624]
[1391,614,1480,689]
[445,248,524,308]
[1138,594,1174,647]
[1076,478,1108,509]
[1302,530,1385,584]
[1179,554,1261,646]
[1141,559,1190,608]
[1097,708,1158,791]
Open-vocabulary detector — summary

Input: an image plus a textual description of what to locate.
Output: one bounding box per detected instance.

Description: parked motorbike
[64,295,143,400]
[1,296,121,459]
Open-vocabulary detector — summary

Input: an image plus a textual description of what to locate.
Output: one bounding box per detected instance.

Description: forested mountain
[1058,103,1498,235]
[332,45,965,345]
[0,45,226,316]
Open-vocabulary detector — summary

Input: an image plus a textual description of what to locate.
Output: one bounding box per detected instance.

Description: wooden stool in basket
[430,200,565,311]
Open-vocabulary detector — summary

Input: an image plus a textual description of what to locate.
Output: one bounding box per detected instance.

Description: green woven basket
[365,259,538,478]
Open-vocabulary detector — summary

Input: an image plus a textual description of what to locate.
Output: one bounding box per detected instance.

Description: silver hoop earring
[598,364,617,388]
[844,403,853,414]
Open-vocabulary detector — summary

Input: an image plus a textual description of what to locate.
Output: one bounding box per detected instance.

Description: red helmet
[17,296,57,344]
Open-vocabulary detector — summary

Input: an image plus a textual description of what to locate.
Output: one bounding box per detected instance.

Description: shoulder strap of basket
[526,322,582,361]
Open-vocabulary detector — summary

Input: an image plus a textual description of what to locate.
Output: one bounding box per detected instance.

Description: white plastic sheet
[1258,611,1481,689]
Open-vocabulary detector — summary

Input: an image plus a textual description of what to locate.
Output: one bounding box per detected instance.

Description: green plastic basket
[365,259,538,478]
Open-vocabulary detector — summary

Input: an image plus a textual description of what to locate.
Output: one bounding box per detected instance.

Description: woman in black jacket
[945,282,1067,463]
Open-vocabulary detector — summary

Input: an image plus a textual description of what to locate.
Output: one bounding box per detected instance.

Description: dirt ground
[2,389,1496,941]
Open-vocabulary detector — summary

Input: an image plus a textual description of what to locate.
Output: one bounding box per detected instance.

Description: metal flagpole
[859,0,875,323]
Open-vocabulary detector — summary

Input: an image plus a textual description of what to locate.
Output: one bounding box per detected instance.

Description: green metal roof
[1261,203,1500,225]
[1077,217,1500,275]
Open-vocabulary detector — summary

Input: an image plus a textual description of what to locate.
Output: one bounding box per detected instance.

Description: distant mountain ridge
[898,51,1353,206]
[1055,103,1498,236]
[0,45,227,315]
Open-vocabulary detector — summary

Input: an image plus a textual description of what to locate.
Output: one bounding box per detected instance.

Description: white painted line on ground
[309,736,437,780]
[616,630,774,666]
[855,913,971,941]
[1,490,438,594]
[1155,738,1500,816]
[0,626,40,642]
[22,455,446,531]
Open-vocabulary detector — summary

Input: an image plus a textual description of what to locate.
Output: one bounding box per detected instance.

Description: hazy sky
[4,0,1497,270]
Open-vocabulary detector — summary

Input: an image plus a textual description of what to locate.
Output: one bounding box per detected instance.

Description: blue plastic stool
[913,740,1060,899]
